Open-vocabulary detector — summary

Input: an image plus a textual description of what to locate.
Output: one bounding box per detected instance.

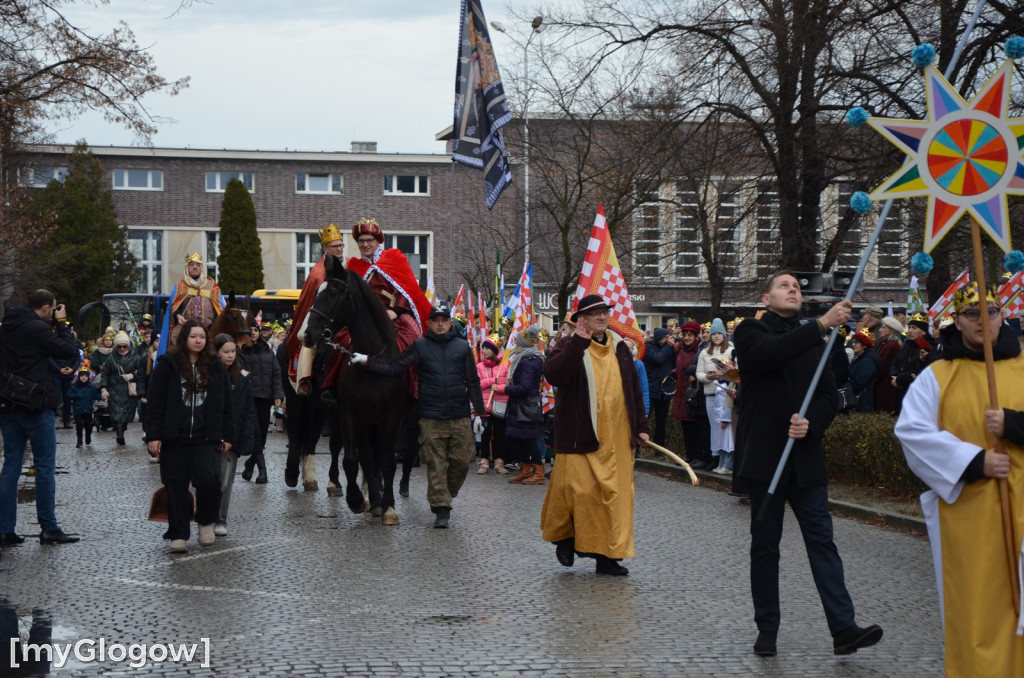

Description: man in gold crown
[889,311,935,414]
[171,253,223,330]
[896,281,1024,676]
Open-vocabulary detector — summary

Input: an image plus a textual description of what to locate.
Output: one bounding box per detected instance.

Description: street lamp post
[490,15,544,266]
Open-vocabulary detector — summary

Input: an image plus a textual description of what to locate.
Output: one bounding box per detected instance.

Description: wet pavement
[0,423,944,676]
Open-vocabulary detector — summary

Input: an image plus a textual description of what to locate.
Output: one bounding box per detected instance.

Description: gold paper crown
[318,223,344,246]
[836,325,850,338]
[538,328,551,345]
[488,332,500,344]
[701,322,712,330]
[909,312,929,324]
[103,326,115,337]
[953,281,999,312]
[185,252,203,264]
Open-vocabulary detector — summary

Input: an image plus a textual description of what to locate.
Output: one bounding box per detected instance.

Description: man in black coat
[0,290,82,546]
[642,327,675,446]
[352,305,486,528]
[734,271,882,658]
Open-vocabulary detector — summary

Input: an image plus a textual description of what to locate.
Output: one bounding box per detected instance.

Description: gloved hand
[350,352,368,366]
[472,416,485,437]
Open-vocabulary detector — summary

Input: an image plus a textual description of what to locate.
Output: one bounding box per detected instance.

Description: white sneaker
[214,522,228,536]
[197,524,215,546]
[170,539,187,553]
[713,467,725,474]
[722,468,733,475]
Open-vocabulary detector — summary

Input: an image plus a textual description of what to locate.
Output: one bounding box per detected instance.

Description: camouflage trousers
[418,417,476,509]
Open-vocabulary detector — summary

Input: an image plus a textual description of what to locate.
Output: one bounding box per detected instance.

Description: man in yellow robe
[171,253,222,330]
[896,281,1024,677]
[541,294,649,576]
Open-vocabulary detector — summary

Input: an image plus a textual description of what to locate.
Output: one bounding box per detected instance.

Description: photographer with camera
[0,290,82,547]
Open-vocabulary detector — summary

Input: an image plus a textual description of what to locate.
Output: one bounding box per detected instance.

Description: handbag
[118,362,138,397]
[517,395,544,424]
[837,383,859,411]
[684,384,701,408]
[0,371,47,411]
[491,399,507,418]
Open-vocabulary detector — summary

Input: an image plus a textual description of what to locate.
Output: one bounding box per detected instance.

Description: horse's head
[301,255,350,349]
[214,292,253,346]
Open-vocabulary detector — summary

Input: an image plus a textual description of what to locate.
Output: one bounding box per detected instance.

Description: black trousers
[245,398,273,472]
[75,414,93,443]
[479,416,508,461]
[747,474,856,635]
[650,398,670,446]
[509,436,541,465]
[159,440,222,540]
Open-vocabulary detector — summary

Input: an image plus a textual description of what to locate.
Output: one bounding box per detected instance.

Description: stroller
[93,399,112,432]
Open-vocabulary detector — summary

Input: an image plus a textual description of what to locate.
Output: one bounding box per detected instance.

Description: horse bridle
[307,277,388,360]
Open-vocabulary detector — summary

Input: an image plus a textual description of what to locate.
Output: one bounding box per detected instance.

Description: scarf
[508,344,542,383]
[764,309,802,332]
[361,244,384,265]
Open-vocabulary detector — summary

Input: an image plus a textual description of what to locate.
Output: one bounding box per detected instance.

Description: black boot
[241,458,254,481]
[399,472,410,498]
[115,425,125,446]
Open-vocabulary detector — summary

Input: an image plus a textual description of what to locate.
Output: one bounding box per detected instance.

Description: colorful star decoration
[867,60,1024,253]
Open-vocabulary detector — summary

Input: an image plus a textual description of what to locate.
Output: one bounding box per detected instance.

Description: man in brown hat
[860,305,884,342]
[540,294,650,576]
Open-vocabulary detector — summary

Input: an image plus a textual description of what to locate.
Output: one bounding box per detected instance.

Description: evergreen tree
[216,178,263,294]
[27,141,141,316]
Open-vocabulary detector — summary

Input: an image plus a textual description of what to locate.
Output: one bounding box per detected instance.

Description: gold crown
[701,322,712,330]
[318,223,344,246]
[953,281,999,312]
[488,333,500,344]
[538,328,551,345]
[836,325,850,338]
[909,312,929,324]
[185,252,203,264]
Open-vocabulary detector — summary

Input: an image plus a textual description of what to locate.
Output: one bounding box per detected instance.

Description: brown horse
[209,294,253,347]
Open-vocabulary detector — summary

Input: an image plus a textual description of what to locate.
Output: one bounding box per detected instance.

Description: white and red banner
[574,203,645,358]
[928,268,970,322]
[999,271,1024,318]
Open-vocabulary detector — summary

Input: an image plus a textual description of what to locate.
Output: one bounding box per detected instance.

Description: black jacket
[242,339,284,401]
[364,327,485,420]
[230,372,257,456]
[144,354,235,445]
[0,307,80,412]
[733,311,838,487]
[642,340,675,401]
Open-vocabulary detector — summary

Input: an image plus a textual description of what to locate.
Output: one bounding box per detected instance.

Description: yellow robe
[932,355,1024,677]
[540,337,635,559]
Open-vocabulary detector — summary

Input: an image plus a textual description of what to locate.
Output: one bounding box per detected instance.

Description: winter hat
[709,318,727,337]
[862,305,884,320]
[518,324,542,347]
[680,321,701,334]
[881,317,905,334]
[481,337,500,354]
[113,331,131,347]
[652,327,669,343]
[852,330,874,349]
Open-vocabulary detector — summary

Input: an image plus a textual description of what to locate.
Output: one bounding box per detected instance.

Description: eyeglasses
[957,306,1000,321]
[356,238,377,245]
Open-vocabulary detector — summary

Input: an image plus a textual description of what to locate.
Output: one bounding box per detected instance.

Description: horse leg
[341,417,365,514]
[380,421,401,526]
[284,393,302,488]
[361,427,383,516]
[326,406,344,497]
[302,408,326,492]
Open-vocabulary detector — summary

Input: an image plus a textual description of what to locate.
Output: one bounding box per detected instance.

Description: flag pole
[969,216,1020,615]
[757,0,987,521]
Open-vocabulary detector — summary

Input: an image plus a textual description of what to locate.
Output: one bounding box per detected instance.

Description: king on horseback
[288,219,430,399]
[171,252,223,331]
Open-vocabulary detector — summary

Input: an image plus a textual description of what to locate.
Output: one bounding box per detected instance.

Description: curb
[635,458,926,533]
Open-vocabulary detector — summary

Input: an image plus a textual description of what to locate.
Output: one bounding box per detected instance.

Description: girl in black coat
[497,326,546,484]
[213,333,256,536]
[145,319,235,553]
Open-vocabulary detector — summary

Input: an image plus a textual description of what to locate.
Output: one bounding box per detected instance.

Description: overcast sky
[53,0,551,154]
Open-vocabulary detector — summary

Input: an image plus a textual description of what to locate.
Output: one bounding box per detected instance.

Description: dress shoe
[555,538,575,567]
[39,529,79,545]
[753,630,778,657]
[0,532,26,546]
[594,555,628,576]
[833,624,883,655]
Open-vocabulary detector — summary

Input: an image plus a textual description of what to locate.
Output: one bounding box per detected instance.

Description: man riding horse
[171,252,223,331]
[288,219,431,398]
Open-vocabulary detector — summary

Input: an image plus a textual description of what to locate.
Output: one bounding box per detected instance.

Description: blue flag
[453,0,513,210]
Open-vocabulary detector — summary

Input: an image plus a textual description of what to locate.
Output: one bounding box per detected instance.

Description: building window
[876,203,907,281]
[755,181,781,279]
[29,166,67,187]
[673,187,701,280]
[296,173,343,194]
[835,182,863,270]
[383,175,429,196]
[205,232,219,280]
[384,233,431,289]
[113,169,163,191]
[206,171,254,192]
[128,230,162,294]
[296,233,323,288]
[715,181,744,272]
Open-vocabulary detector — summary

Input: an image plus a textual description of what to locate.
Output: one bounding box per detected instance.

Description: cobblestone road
[1,423,943,676]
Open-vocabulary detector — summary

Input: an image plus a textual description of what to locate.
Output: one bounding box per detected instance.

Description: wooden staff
[642,440,699,486]
[970,217,1020,615]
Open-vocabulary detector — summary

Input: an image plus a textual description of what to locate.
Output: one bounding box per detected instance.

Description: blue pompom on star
[845,107,870,127]
[1007,36,1024,61]
[912,43,935,68]
[1005,250,1024,273]
[850,191,872,213]
[911,252,934,275]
